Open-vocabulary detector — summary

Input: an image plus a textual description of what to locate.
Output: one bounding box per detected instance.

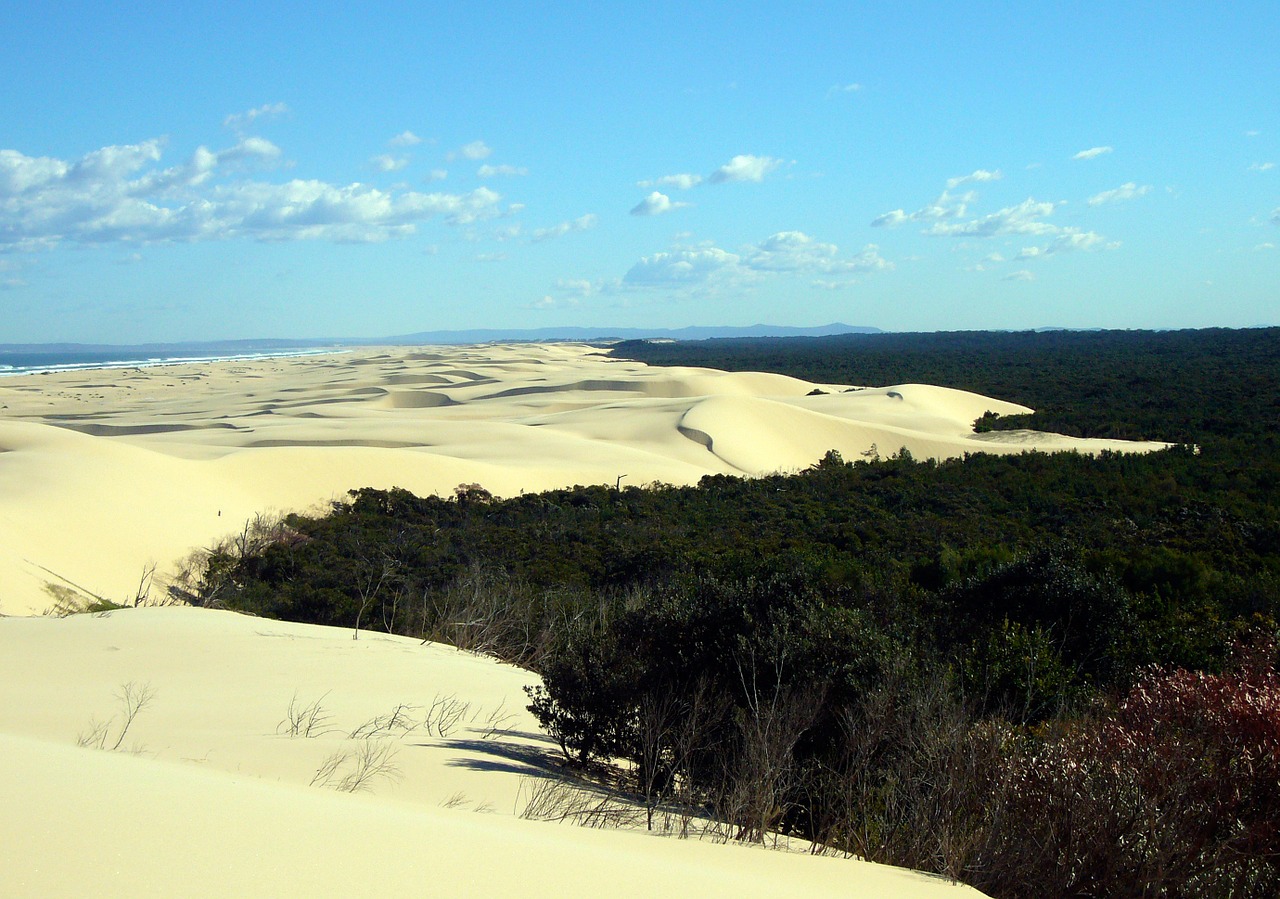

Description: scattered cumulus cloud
[389,131,423,147]
[222,102,288,133]
[477,163,528,178]
[623,231,890,290]
[1250,162,1275,172]
[744,231,890,275]
[1072,146,1113,160]
[926,198,1062,237]
[871,190,975,228]
[624,246,740,286]
[709,154,783,184]
[630,191,690,216]
[426,169,448,182]
[1003,270,1035,281]
[946,169,1002,189]
[0,139,504,248]
[1087,182,1151,206]
[531,213,597,242]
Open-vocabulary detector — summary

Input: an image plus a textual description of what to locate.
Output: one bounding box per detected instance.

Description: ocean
[0,345,347,377]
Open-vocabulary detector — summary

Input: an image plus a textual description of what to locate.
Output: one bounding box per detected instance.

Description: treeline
[180,327,1280,898]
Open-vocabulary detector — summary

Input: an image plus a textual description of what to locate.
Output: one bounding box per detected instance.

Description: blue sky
[1,1,1276,343]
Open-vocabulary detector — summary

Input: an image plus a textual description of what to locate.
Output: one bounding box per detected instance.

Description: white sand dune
[0,343,1168,616]
[0,607,984,898]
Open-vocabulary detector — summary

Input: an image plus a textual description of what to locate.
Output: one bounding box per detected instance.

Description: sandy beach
[0,343,1167,616]
[0,343,1174,896]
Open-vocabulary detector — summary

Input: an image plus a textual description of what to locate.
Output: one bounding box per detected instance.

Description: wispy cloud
[389,131,423,148]
[531,213,597,242]
[1272,207,1280,225]
[1087,182,1151,206]
[630,191,690,216]
[371,154,409,173]
[477,163,528,178]
[222,102,288,133]
[1003,270,1035,281]
[450,140,492,161]
[946,169,1002,189]
[1072,146,1113,160]
[1250,162,1275,172]
[825,82,862,98]
[0,139,503,248]
[637,173,702,190]
[708,154,783,184]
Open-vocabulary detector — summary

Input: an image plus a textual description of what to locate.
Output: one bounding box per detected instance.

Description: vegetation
[177,327,1280,898]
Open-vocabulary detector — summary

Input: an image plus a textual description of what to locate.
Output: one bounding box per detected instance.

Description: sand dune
[0,343,1168,616]
[0,607,983,897]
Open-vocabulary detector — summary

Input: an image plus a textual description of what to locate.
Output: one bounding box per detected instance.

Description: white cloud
[371,154,409,173]
[477,163,528,178]
[389,131,423,147]
[871,190,974,228]
[1087,182,1151,206]
[624,246,741,286]
[451,140,492,161]
[531,213,597,242]
[622,231,891,289]
[744,231,890,274]
[926,198,1061,237]
[1016,230,1114,258]
[0,140,504,248]
[630,191,690,216]
[427,169,448,182]
[1003,270,1035,281]
[825,82,862,98]
[223,102,288,133]
[946,169,1002,189]
[1250,162,1275,172]
[709,154,783,184]
[637,173,702,190]
[1254,242,1275,251]
[529,294,580,310]
[1072,146,1113,160]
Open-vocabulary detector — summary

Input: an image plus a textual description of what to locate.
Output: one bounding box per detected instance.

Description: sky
[1,1,1277,344]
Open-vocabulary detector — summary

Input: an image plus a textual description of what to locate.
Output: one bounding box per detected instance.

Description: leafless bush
[348,703,418,740]
[310,740,402,793]
[516,776,645,829]
[77,682,155,752]
[277,691,336,738]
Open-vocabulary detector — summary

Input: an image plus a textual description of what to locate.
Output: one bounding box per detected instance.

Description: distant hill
[383,323,881,344]
[0,324,882,359]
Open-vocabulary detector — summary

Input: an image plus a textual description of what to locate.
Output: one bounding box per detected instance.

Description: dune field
[0,342,1167,616]
[1,343,1171,896]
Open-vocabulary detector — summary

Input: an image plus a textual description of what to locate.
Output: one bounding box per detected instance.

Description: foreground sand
[0,343,1168,615]
[0,606,986,897]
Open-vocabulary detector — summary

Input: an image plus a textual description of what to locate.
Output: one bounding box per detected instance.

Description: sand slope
[0,343,1168,615]
[0,607,985,898]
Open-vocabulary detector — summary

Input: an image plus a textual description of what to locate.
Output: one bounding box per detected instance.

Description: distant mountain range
[0,323,882,356]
